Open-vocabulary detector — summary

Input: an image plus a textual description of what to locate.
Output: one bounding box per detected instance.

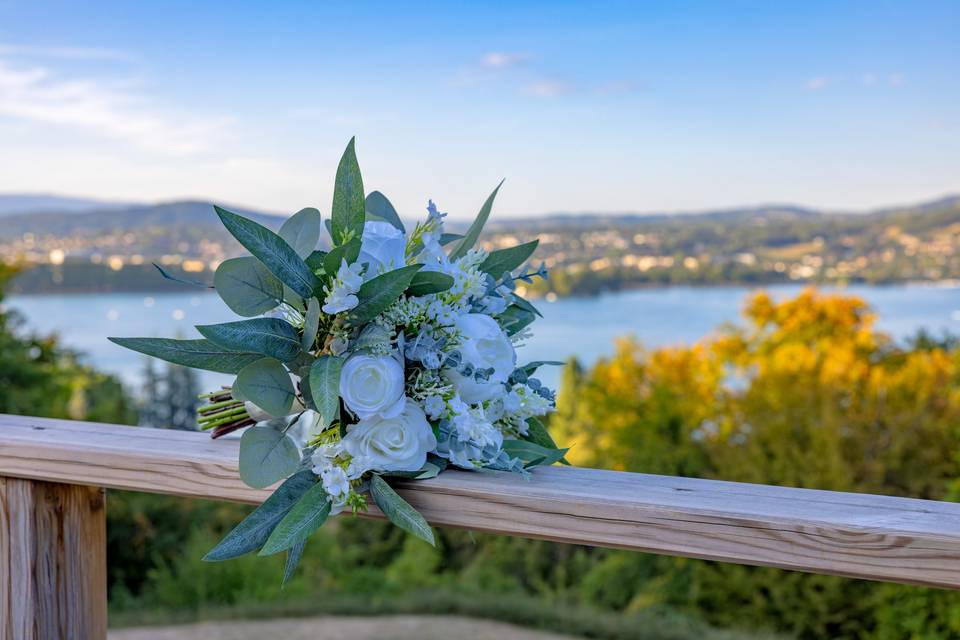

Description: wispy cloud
[522,80,573,98]
[594,80,641,96]
[804,75,831,91]
[0,43,133,61]
[0,57,231,155]
[480,52,530,69]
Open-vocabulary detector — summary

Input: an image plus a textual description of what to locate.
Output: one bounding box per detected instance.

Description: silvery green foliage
[108,138,563,584]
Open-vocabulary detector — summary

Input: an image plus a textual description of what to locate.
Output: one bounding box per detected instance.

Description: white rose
[341,399,437,472]
[339,353,406,419]
[444,313,516,403]
[359,221,407,279]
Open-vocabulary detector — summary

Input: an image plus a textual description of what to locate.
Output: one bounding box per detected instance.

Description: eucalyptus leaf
[519,361,564,376]
[330,137,365,245]
[215,205,320,298]
[302,298,321,351]
[382,461,444,480]
[309,355,343,428]
[369,475,435,546]
[107,337,260,374]
[480,240,539,279]
[197,318,301,362]
[153,263,212,288]
[235,358,296,417]
[449,179,504,261]
[260,482,331,555]
[213,257,283,317]
[348,265,423,326]
[203,471,317,561]
[365,191,405,233]
[406,271,454,297]
[238,425,301,489]
[283,284,305,311]
[279,207,322,258]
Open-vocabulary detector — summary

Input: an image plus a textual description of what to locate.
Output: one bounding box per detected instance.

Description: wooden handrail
[3,413,960,594]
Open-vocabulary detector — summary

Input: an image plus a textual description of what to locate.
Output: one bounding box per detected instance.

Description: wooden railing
[3,413,960,638]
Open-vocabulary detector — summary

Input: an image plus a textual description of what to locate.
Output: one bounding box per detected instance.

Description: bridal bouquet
[109,139,565,581]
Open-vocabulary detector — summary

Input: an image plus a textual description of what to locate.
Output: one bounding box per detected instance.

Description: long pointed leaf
[107,337,260,373]
[302,298,321,351]
[449,180,504,261]
[330,137,365,245]
[480,240,539,279]
[203,471,316,561]
[282,540,306,587]
[309,355,343,428]
[348,264,423,325]
[370,475,435,546]
[153,263,212,288]
[260,482,332,555]
[197,318,301,362]
[215,205,320,298]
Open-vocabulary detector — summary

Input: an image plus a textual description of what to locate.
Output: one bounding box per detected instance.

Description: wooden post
[0,477,107,640]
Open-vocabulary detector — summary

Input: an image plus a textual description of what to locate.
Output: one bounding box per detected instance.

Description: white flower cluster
[300,201,556,506]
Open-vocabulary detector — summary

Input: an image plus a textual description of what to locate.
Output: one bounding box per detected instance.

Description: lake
[6,283,960,394]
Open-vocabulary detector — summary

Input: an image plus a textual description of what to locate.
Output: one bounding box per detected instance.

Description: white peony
[444,313,516,403]
[339,353,406,419]
[359,221,407,279]
[340,399,437,473]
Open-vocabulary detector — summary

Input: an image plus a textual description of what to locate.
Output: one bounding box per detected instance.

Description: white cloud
[522,80,572,98]
[480,52,529,69]
[888,72,905,87]
[804,76,830,91]
[0,43,133,61]
[0,58,231,155]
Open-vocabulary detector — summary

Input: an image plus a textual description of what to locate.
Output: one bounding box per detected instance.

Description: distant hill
[0,200,283,239]
[0,194,141,217]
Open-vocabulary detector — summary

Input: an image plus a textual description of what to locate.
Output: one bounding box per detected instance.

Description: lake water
[6,283,960,393]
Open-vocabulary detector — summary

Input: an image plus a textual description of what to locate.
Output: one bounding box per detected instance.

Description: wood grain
[0,476,106,640]
[2,413,960,589]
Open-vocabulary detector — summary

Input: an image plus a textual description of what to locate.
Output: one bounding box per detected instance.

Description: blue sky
[0,1,957,219]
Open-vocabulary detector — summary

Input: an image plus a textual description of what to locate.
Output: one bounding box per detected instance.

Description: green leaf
[439,233,463,246]
[330,137,365,245]
[365,191,405,233]
[369,475,435,546]
[107,337,261,374]
[235,357,296,417]
[348,264,423,325]
[382,461,444,480]
[449,180,504,261]
[523,417,569,465]
[203,471,316,561]
[306,250,327,272]
[282,540,306,587]
[213,257,283,317]
[260,482,331,555]
[239,425,302,489]
[511,295,542,318]
[406,271,454,297]
[279,207,322,258]
[496,304,536,336]
[283,284,305,312]
[153,263,212,288]
[302,298,321,351]
[197,318,301,363]
[502,439,569,468]
[518,360,564,376]
[215,205,320,298]
[321,238,362,275]
[309,355,343,429]
[480,240,539,279]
